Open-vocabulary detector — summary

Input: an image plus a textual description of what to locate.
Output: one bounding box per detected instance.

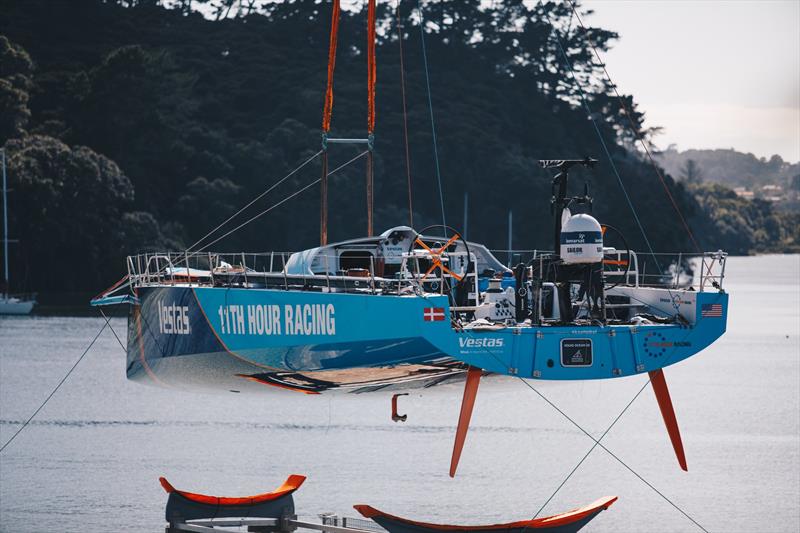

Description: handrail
[124,249,726,293]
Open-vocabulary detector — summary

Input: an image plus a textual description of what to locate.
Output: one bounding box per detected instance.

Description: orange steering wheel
[410,225,469,284]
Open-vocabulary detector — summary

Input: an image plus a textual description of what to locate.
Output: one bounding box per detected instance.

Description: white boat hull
[0,298,35,315]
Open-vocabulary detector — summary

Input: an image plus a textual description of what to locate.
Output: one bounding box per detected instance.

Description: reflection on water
[1,255,798,532]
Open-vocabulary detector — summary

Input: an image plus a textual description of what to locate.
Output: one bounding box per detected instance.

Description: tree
[2,134,163,289]
[0,36,34,143]
[680,159,703,184]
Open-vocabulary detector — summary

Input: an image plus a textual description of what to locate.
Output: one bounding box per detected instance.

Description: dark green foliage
[3,134,150,289]
[0,0,790,295]
[690,182,799,254]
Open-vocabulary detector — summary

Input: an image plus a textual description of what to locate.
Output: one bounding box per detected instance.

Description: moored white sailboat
[1,148,36,315]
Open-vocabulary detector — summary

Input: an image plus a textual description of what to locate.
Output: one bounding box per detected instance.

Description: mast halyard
[2,149,8,299]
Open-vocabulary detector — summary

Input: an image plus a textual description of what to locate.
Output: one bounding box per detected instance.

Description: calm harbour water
[1,254,798,532]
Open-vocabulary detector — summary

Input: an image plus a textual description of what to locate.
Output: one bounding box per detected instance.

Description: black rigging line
[0,319,108,454]
[563,0,702,253]
[453,323,709,532]
[396,0,414,227]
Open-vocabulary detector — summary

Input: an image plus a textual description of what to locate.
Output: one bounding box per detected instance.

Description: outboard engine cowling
[560,213,603,264]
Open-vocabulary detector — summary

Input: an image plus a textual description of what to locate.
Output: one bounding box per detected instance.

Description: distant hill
[656,146,800,189]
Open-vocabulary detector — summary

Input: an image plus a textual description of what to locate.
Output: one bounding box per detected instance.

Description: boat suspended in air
[92,0,729,478]
[92,157,729,476]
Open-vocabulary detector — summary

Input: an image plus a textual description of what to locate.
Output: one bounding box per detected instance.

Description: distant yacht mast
[0,148,35,315]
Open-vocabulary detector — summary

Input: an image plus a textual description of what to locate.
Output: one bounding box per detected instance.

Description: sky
[583,0,800,162]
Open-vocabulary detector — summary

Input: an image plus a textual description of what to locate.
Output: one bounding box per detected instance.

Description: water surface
[1,255,798,532]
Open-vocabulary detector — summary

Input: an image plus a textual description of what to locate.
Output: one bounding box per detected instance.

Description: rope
[417,0,447,229]
[0,318,108,454]
[564,0,702,254]
[187,150,323,252]
[520,372,708,532]
[194,150,370,253]
[539,3,667,276]
[322,0,341,133]
[453,325,709,531]
[396,0,414,227]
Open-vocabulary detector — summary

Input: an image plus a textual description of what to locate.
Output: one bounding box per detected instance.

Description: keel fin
[648,369,688,471]
[449,367,482,477]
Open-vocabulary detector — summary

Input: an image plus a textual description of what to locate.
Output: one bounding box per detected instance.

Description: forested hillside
[657,146,800,189]
[0,0,796,295]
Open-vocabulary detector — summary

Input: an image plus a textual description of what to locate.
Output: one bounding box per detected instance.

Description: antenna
[539,158,598,254]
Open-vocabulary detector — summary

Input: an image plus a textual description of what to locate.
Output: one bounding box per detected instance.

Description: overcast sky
[583,0,800,162]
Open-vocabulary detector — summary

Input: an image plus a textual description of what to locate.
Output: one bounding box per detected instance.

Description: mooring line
[417,0,447,230]
[187,149,323,252]
[0,320,108,454]
[99,308,126,353]
[195,150,369,253]
[455,325,709,532]
[563,0,702,254]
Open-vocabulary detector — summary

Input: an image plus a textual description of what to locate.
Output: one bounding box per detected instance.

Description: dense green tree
[2,135,167,290]
[0,0,795,296]
[0,36,34,143]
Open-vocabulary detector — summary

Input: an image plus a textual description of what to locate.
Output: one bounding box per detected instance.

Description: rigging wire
[0,318,110,454]
[416,0,447,230]
[451,325,709,531]
[396,0,414,227]
[411,260,706,527]
[563,0,702,254]
[187,150,323,252]
[537,2,667,275]
[194,150,370,253]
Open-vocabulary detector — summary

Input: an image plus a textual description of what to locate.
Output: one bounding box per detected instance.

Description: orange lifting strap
[319,0,378,246]
[321,0,340,133]
[366,0,377,133]
[321,0,376,133]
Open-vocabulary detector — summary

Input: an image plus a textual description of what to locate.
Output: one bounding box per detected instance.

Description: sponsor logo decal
[560,231,602,245]
[458,337,505,349]
[158,300,191,335]
[644,332,691,358]
[561,338,592,366]
[217,304,336,336]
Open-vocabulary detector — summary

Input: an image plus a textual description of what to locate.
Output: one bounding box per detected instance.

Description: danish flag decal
[423,307,446,322]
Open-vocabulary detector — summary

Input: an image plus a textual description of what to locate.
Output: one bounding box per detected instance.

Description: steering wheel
[601,224,631,290]
[408,225,471,292]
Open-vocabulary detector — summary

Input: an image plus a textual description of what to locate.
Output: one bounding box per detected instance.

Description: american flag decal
[423,307,446,322]
[701,303,723,317]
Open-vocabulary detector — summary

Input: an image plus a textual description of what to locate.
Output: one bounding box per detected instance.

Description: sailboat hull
[0,298,35,315]
[124,285,727,394]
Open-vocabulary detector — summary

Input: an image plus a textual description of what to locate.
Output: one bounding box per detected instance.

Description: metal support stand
[366,149,373,237]
[166,517,378,533]
[318,135,374,246]
[320,141,329,246]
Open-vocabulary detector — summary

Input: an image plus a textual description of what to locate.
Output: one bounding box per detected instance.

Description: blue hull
[126,285,727,393]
